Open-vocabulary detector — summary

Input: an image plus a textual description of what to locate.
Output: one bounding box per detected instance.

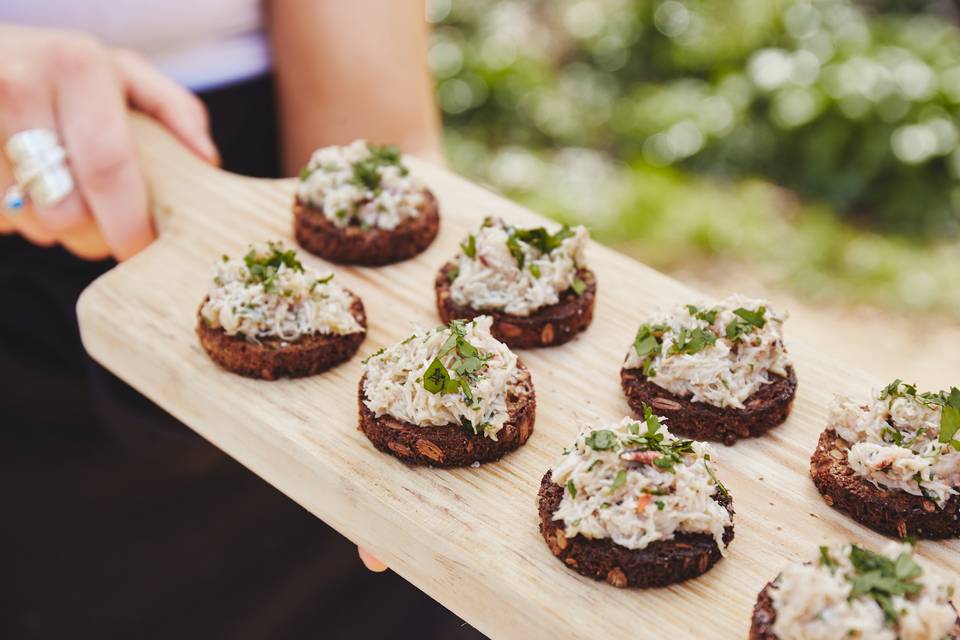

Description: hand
[0,24,218,260]
[358,546,388,572]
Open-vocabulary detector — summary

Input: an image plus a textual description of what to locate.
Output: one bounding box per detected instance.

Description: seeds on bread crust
[538,471,734,588]
[621,366,798,445]
[436,262,597,348]
[293,192,439,265]
[810,428,960,539]
[197,297,366,380]
[358,361,535,467]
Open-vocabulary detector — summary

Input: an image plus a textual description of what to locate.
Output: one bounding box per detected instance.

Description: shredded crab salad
[550,412,732,551]
[200,242,362,341]
[830,381,960,508]
[770,542,957,640]
[446,217,589,316]
[623,295,791,409]
[362,316,522,440]
[296,140,427,230]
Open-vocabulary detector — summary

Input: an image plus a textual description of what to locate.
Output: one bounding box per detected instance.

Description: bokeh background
[426,0,960,388]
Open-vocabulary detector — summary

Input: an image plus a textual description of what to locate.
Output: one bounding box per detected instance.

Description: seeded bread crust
[292,191,439,266]
[196,296,366,380]
[810,428,960,539]
[357,360,535,467]
[537,470,734,588]
[749,581,960,640]
[620,366,797,446]
[434,263,597,349]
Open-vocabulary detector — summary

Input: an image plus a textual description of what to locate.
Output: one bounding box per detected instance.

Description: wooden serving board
[77,116,959,640]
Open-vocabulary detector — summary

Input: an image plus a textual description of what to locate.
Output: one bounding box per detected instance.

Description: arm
[266,0,444,175]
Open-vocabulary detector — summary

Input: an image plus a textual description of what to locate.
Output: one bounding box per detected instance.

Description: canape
[435,217,596,348]
[358,316,535,466]
[538,411,734,588]
[811,380,960,539]
[196,242,366,379]
[620,295,797,445]
[750,542,959,640]
[293,141,439,265]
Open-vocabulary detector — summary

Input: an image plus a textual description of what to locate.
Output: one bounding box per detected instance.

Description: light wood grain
[76,115,958,640]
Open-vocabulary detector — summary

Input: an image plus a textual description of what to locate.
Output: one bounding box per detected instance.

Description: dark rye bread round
[434,264,597,349]
[810,428,960,539]
[293,191,439,266]
[196,297,366,380]
[537,471,734,588]
[620,366,797,445]
[357,360,535,467]
[749,581,960,640]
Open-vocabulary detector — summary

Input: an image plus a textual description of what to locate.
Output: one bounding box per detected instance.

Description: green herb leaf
[819,546,837,569]
[938,387,960,446]
[566,480,577,499]
[725,306,767,341]
[529,263,541,278]
[571,275,587,295]
[446,266,459,282]
[584,429,618,451]
[461,234,477,259]
[669,327,717,355]
[632,324,667,377]
[609,469,627,493]
[423,357,451,394]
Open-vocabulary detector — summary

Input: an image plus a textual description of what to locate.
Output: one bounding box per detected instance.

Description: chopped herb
[243,242,304,293]
[297,166,313,181]
[308,274,334,293]
[584,429,618,451]
[505,233,525,268]
[725,306,767,341]
[446,266,460,282]
[847,545,923,621]
[655,500,665,511]
[350,144,405,192]
[879,380,960,450]
[632,323,668,377]
[703,455,729,497]
[221,254,230,262]
[566,480,577,499]
[669,326,717,355]
[461,234,477,259]
[571,275,587,295]
[529,263,541,278]
[686,304,719,325]
[621,405,695,473]
[818,546,838,569]
[609,469,627,493]
[421,320,488,403]
[586,459,602,472]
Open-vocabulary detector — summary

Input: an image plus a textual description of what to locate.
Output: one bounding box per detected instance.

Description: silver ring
[3,128,75,213]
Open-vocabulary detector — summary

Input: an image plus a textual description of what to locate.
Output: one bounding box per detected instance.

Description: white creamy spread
[362,316,521,440]
[623,295,791,409]
[830,382,960,508]
[770,542,957,640]
[200,242,363,341]
[296,140,427,230]
[448,217,589,316]
[550,415,731,551]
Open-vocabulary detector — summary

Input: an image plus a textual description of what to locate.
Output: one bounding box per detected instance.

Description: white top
[2,0,270,91]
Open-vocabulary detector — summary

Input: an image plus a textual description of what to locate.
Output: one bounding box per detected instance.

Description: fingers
[357,547,388,573]
[54,39,153,261]
[113,49,219,164]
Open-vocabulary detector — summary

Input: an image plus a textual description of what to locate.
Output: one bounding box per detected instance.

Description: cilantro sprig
[632,323,669,377]
[421,320,490,405]
[351,144,406,192]
[847,545,923,621]
[725,306,767,341]
[243,243,304,293]
[504,224,575,268]
[619,406,695,473]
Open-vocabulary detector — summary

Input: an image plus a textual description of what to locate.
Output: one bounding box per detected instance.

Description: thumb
[111,49,219,164]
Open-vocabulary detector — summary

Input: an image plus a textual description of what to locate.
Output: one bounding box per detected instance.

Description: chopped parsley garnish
[622,405,695,473]
[308,274,334,293]
[609,469,627,493]
[725,306,767,341]
[669,326,717,355]
[846,545,923,621]
[879,380,960,451]
[350,144,406,192]
[655,500,665,510]
[686,304,719,325]
[421,320,490,403]
[297,166,313,181]
[566,480,577,499]
[584,429,618,451]
[361,347,385,364]
[818,546,838,569]
[446,266,460,282]
[570,275,587,295]
[529,263,541,278]
[461,234,477,259]
[504,224,575,268]
[632,323,668,377]
[703,454,729,497]
[243,243,304,293]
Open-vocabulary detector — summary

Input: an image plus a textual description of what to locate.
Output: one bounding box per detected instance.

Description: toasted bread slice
[196,297,366,380]
[810,428,960,539]
[293,192,439,266]
[358,360,535,467]
[537,470,734,588]
[435,264,596,349]
[620,367,797,445]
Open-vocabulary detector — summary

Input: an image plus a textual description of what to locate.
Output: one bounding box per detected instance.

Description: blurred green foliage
[428,0,960,317]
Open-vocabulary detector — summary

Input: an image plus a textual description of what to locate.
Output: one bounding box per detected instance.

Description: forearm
[266,0,443,175]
